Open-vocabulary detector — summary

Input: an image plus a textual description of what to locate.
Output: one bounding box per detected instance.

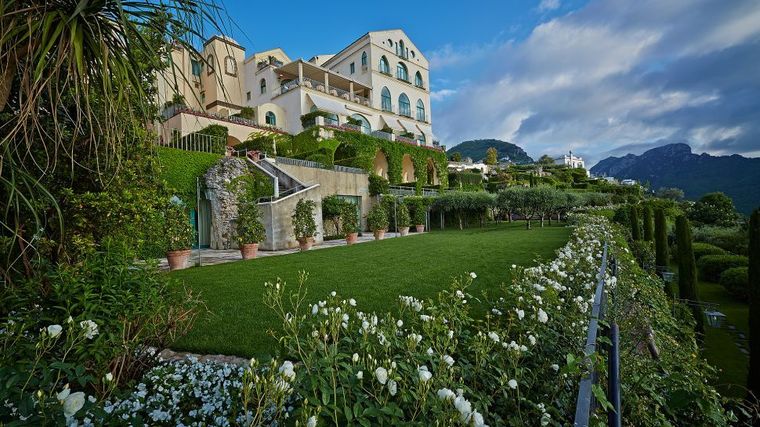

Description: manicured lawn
[170,222,571,357]
[698,279,749,398]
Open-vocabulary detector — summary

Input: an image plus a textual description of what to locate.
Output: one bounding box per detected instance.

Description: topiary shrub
[366,204,389,232]
[292,199,317,241]
[340,203,359,235]
[697,254,749,282]
[654,208,669,268]
[719,267,749,301]
[397,203,411,228]
[692,242,727,260]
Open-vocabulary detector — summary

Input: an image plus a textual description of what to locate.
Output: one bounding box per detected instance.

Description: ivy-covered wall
[290,127,448,194]
[156,147,222,205]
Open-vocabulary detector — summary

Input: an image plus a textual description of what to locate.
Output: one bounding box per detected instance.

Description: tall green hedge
[654,208,669,268]
[676,215,704,335]
[643,205,654,241]
[630,205,641,241]
[156,147,222,205]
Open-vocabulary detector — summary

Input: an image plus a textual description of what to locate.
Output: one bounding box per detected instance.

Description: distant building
[555,150,589,176]
[448,158,489,174]
[620,179,638,186]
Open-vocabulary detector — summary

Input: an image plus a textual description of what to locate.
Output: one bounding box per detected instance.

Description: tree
[654,208,669,269]
[655,187,685,201]
[538,155,555,165]
[496,187,521,223]
[450,152,462,162]
[485,147,498,166]
[676,215,704,336]
[643,206,654,241]
[322,195,348,236]
[748,209,760,396]
[630,205,642,241]
[533,187,558,227]
[688,192,738,226]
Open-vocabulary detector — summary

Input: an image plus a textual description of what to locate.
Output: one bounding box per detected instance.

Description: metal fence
[574,243,621,427]
[161,129,225,154]
[275,156,366,175]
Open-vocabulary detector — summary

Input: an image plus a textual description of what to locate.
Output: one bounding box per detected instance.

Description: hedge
[692,242,727,260]
[156,147,222,206]
[697,254,749,282]
[719,267,748,301]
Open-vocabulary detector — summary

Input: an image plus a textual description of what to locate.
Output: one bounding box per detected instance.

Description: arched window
[206,54,214,75]
[361,51,368,66]
[381,87,392,112]
[351,114,371,134]
[416,99,426,121]
[398,93,411,117]
[415,71,423,87]
[224,56,237,75]
[260,78,267,94]
[379,56,390,74]
[396,62,408,81]
[265,111,276,126]
[398,40,405,56]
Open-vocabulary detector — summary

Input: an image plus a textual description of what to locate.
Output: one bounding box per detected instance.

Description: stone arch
[401,154,416,183]
[373,150,389,179]
[426,158,439,185]
[226,135,241,147]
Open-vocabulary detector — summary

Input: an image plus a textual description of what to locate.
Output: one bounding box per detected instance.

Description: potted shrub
[398,203,411,236]
[367,204,389,240]
[293,199,317,251]
[341,203,359,245]
[413,203,427,232]
[164,201,194,271]
[237,197,266,260]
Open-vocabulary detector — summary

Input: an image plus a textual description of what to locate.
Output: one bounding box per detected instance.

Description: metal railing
[161,129,225,154]
[388,185,440,197]
[371,130,394,141]
[574,243,621,427]
[160,105,284,134]
[275,156,366,175]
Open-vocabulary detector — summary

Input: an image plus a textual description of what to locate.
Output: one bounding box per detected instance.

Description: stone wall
[258,185,324,250]
[204,157,248,249]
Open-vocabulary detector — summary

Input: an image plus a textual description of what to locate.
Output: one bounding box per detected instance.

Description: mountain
[591,143,760,213]
[447,139,534,164]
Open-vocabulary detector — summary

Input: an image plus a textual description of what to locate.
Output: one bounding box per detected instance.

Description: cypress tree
[676,215,704,335]
[630,205,641,241]
[654,208,669,267]
[748,209,760,396]
[643,205,654,241]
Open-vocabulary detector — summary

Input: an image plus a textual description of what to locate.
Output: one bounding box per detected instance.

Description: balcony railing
[276,77,371,106]
[371,130,394,141]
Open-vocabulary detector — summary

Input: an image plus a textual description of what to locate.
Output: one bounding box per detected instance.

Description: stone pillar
[298,61,303,83]
[324,73,329,92]
[349,82,354,101]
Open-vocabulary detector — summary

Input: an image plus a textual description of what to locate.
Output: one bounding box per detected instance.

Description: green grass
[698,279,749,398]
[170,222,571,357]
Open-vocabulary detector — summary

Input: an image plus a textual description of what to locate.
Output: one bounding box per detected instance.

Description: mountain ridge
[591,143,760,213]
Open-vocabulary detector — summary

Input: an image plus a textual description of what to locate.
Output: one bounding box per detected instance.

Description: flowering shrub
[10,214,738,425]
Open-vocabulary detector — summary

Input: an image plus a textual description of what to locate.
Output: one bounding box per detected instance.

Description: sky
[216,0,760,165]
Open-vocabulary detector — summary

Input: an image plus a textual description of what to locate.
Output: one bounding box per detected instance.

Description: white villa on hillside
[555,151,589,176]
[157,30,434,147]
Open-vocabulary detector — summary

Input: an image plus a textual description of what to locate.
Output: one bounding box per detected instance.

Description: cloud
[538,0,560,12]
[432,0,760,165]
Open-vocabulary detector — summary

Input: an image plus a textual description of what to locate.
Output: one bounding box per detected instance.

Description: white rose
[537,308,548,323]
[352,353,359,362]
[63,391,85,418]
[374,367,388,384]
[47,324,63,338]
[508,379,518,389]
[387,379,397,396]
[437,388,455,400]
[356,370,363,380]
[469,272,477,279]
[104,372,113,382]
[306,415,318,427]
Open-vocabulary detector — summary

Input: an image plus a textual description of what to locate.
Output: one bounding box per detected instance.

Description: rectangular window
[246,91,251,101]
[350,62,355,74]
[191,60,202,77]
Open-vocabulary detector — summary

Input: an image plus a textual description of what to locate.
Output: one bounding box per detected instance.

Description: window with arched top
[416,99,426,121]
[415,71,423,87]
[224,56,237,76]
[396,62,408,81]
[398,93,411,117]
[351,114,371,134]
[206,54,214,75]
[398,40,405,56]
[265,111,276,126]
[260,78,267,94]
[379,56,390,74]
[361,51,368,66]
[381,87,392,112]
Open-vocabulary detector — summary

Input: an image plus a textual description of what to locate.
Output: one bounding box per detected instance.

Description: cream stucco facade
[156,29,436,148]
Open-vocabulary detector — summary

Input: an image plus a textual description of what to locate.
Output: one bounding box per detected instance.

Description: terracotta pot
[346,232,358,245]
[239,243,258,260]
[298,237,314,251]
[373,229,386,240]
[166,249,191,271]
[399,226,410,236]
[415,224,425,233]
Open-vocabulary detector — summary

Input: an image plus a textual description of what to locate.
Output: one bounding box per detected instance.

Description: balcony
[273,60,372,107]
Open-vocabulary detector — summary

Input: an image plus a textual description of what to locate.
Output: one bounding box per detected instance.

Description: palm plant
[0,0,227,281]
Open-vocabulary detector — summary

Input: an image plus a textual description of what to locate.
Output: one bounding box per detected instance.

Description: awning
[307,93,350,117]
[396,118,419,133]
[379,115,403,132]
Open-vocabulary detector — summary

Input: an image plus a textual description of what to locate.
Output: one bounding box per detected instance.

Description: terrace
[272,60,372,106]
